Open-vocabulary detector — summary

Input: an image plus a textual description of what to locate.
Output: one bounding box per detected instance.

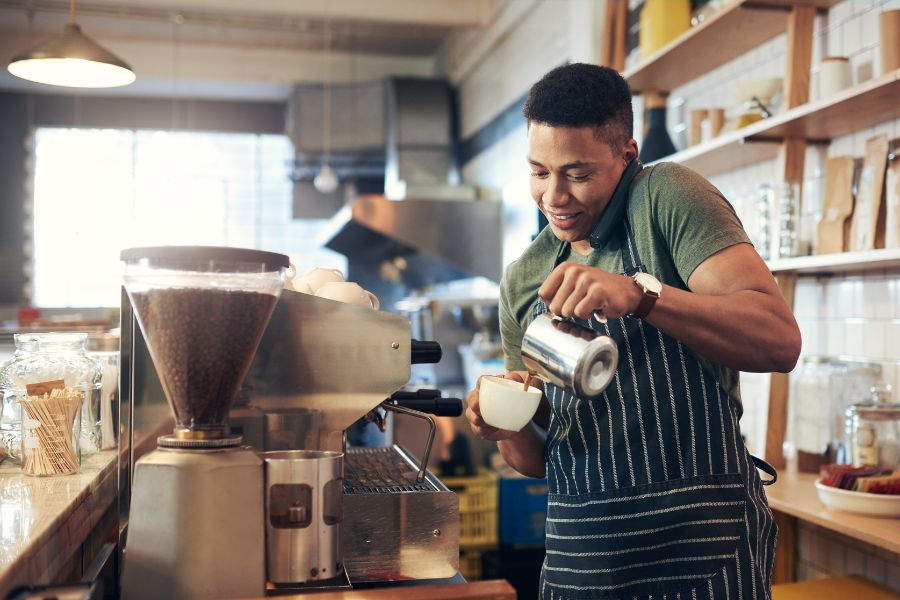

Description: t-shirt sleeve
[499,269,526,371]
[649,162,752,284]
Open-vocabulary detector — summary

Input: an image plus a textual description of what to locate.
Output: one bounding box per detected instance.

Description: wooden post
[763,3,816,469]
[765,271,797,469]
[601,0,628,72]
[783,5,816,110]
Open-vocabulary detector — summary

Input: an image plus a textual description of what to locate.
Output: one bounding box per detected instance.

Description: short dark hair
[523,63,633,150]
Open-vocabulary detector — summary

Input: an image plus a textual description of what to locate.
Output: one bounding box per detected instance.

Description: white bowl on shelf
[814,480,900,518]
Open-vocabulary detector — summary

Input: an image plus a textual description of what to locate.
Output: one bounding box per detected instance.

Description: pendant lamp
[313,20,339,194]
[8,0,135,88]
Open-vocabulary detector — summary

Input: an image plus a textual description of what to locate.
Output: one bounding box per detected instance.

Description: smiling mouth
[547,211,582,228]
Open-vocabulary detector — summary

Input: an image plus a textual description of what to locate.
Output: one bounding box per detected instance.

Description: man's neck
[570,239,592,256]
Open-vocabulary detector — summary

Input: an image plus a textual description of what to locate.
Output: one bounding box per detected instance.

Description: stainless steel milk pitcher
[521,313,619,400]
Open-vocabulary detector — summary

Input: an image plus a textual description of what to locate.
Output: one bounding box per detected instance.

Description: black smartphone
[589,158,643,250]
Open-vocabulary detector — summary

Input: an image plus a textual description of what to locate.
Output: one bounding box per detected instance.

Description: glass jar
[787,357,882,463]
[755,183,773,261]
[86,332,119,451]
[845,385,900,469]
[775,181,803,259]
[0,333,103,468]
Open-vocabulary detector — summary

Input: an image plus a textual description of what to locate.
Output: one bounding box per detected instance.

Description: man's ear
[622,139,639,163]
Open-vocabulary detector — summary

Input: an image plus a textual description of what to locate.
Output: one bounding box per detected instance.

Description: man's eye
[569,173,590,182]
[531,171,548,178]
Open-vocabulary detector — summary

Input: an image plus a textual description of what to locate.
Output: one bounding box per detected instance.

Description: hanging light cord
[69,0,76,24]
[322,20,332,164]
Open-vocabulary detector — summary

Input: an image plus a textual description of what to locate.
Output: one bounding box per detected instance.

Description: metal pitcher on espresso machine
[118,246,462,600]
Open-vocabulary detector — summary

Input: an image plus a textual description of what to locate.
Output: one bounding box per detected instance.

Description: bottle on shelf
[638,93,676,163]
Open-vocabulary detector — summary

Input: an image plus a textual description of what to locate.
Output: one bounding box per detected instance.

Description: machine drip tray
[341,445,460,583]
[267,569,352,595]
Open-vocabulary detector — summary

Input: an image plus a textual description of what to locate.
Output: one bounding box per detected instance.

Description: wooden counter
[764,467,900,554]
[0,450,118,597]
[240,579,516,600]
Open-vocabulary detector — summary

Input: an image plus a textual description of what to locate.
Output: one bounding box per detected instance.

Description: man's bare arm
[539,243,800,373]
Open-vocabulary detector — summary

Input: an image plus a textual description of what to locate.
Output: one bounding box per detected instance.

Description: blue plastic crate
[499,476,548,545]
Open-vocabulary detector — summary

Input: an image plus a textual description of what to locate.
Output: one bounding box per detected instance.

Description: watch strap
[633,292,658,319]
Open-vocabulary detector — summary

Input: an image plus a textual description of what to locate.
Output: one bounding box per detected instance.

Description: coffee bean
[131,289,277,431]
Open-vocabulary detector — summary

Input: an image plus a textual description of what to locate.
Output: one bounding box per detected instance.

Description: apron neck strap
[621,217,645,276]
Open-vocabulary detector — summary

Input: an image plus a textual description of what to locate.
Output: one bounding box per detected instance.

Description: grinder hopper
[121,246,287,447]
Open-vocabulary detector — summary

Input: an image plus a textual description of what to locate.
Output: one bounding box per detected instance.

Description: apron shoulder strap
[621,218,645,275]
[750,454,778,486]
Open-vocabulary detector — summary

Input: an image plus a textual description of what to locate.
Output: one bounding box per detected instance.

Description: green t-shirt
[500,161,752,402]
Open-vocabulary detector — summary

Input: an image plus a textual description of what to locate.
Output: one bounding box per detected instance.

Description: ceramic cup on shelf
[819,56,851,99]
[880,10,900,75]
[690,109,708,146]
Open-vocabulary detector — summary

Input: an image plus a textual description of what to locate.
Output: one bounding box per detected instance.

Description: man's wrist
[630,272,662,319]
[626,275,643,314]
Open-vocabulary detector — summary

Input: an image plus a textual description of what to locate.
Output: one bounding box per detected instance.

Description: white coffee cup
[477,375,542,431]
[819,56,851,99]
[292,268,344,294]
[315,281,380,310]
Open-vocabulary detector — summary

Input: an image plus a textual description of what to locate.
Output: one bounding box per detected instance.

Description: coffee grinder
[119,246,288,600]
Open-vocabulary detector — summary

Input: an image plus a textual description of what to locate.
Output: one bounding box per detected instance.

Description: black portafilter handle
[386,389,464,417]
[411,339,442,364]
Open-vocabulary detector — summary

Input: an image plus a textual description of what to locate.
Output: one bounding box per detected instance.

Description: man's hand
[466,372,536,441]
[466,371,549,478]
[539,262,641,321]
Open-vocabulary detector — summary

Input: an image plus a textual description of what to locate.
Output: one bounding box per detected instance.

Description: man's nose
[542,176,569,207]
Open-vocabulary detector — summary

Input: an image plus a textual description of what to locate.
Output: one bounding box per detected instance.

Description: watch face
[634,272,662,295]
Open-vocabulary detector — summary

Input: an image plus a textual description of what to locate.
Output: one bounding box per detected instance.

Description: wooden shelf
[624,0,838,94]
[654,69,900,177]
[767,248,900,274]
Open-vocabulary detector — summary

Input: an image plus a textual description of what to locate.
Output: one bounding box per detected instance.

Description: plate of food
[815,464,900,518]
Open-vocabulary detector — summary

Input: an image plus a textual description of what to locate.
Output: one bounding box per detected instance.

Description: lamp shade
[313,164,340,194]
[8,23,135,88]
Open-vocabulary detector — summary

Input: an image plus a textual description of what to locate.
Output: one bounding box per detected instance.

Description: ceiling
[0,0,499,99]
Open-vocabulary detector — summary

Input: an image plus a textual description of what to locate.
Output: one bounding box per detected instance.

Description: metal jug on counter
[521,313,619,400]
[263,450,344,584]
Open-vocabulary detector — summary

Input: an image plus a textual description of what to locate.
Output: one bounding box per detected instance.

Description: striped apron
[536,218,778,600]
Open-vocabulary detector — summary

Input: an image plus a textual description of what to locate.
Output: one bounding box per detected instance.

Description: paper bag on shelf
[849,134,889,251]
[817,156,855,255]
[886,147,900,248]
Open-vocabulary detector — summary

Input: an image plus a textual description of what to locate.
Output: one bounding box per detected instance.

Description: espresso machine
[117,246,462,599]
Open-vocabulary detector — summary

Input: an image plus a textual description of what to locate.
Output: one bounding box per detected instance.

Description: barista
[465,64,800,599]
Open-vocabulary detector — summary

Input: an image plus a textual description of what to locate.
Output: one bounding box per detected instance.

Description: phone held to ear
[589,158,643,250]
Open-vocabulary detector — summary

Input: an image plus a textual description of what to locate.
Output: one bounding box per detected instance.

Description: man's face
[527,123,636,247]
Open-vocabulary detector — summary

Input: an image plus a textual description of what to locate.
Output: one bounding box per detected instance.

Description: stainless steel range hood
[320,194,502,286]
[301,77,502,285]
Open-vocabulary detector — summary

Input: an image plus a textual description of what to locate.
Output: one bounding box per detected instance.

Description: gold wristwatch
[631,272,662,319]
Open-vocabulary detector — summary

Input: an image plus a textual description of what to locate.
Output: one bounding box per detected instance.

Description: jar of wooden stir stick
[21,384,82,476]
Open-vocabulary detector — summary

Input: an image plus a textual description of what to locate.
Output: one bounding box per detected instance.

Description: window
[31,127,346,308]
